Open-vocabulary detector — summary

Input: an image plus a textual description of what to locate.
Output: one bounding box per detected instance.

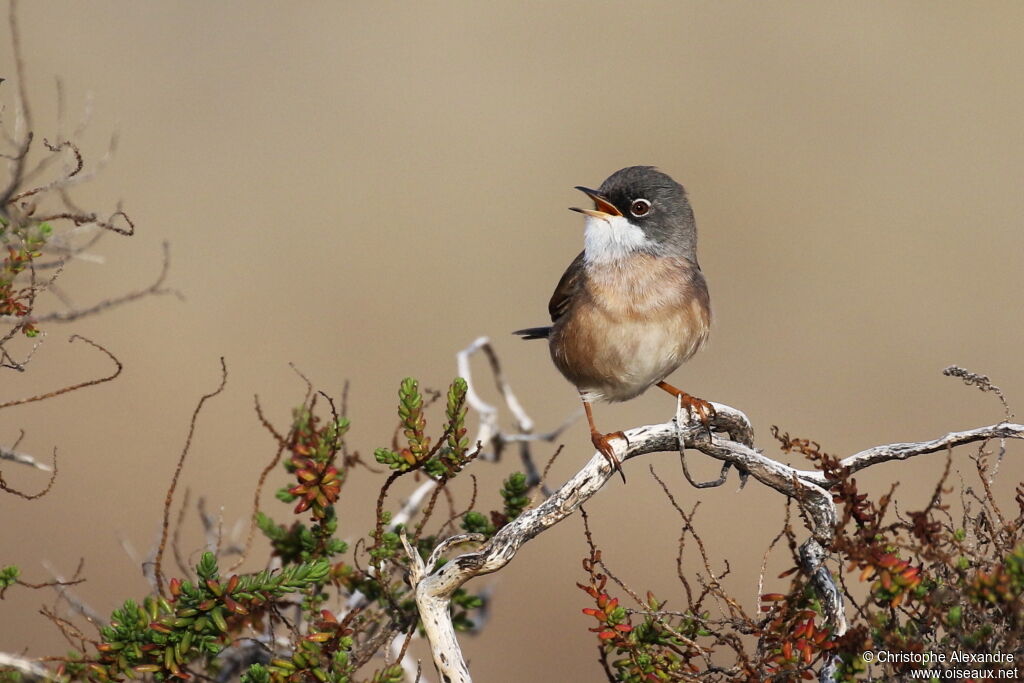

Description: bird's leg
[657,381,715,437]
[582,397,627,483]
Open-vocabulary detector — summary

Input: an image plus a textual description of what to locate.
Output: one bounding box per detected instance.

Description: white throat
[583,214,653,265]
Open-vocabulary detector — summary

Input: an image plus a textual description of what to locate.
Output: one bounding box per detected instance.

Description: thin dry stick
[0,446,56,499]
[40,557,103,629]
[756,505,792,618]
[170,488,193,578]
[0,563,84,602]
[0,335,121,410]
[153,358,228,596]
[0,0,32,210]
[0,653,53,681]
[34,241,181,323]
[227,397,290,573]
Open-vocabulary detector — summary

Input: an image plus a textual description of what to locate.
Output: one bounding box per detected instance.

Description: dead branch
[403,393,1024,682]
[153,357,228,596]
[0,445,56,498]
[457,336,576,488]
[797,422,1024,484]
[0,334,121,411]
[0,653,54,681]
[0,443,51,470]
[30,241,181,323]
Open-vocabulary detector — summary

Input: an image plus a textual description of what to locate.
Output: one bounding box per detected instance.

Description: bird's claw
[677,394,716,440]
[591,430,627,483]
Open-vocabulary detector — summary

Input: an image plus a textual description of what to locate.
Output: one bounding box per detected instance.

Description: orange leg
[656,381,715,433]
[582,397,627,483]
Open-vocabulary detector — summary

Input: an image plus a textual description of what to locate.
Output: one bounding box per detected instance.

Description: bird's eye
[630,198,651,217]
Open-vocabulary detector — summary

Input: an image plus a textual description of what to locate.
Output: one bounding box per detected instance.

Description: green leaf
[0,565,20,589]
[501,472,529,520]
[461,511,495,537]
[241,664,270,683]
[195,552,219,581]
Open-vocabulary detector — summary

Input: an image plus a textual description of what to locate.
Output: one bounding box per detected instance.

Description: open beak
[570,186,622,218]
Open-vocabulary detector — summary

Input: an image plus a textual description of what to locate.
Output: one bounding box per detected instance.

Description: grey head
[572,166,699,265]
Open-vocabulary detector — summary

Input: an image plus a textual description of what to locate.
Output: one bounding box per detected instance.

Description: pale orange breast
[550,254,710,402]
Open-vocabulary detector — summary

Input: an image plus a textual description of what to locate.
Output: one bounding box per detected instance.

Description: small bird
[515,166,713,481]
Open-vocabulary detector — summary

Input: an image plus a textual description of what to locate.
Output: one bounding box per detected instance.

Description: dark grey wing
[513,251,585,341]
[547,250,585,323]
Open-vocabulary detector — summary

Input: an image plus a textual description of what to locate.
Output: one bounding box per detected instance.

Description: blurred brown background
[2,2,1022,679]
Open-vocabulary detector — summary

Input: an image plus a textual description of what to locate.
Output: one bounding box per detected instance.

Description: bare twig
[943,365,1013,421]
[153,358,228,596]
[0,446,56,499]
[31,241,180,323]
[40,557,104,628]
[0,335,121,410]
[0,443,51,471]
[0,652,54,681]
[800,422,1024,483]
[227,396,290,573]
[458,338,579,499]
[0,0,32,214]
[456,336,577,489]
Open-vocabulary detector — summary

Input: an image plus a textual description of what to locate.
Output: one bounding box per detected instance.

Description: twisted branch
[404,397,1024,681]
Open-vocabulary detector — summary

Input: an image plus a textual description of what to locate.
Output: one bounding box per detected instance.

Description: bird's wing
[548,251,586,323]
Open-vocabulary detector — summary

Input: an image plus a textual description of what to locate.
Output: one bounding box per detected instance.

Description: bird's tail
[513,326,551,340]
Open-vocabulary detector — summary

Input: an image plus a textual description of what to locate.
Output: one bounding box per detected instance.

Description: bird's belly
[551,307,706,403]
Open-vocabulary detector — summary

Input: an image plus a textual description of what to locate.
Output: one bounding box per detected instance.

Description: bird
[515,166,713,481]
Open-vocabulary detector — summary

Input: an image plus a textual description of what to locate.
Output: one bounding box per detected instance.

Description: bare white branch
[791,422,1024,485]
[404,410,738,682]
[0,445,51,470]
[407,396,1023,681]
[400,530,470,682]
[0,652,54,681]
[391,478,440,530]
[41,559,105,627]
[457,336,578,491]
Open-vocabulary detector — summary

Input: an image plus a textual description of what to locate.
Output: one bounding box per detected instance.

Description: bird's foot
[591,430,628,483]
[682,393,715,436]
[671,393,715,442]
[656,381,716,438]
